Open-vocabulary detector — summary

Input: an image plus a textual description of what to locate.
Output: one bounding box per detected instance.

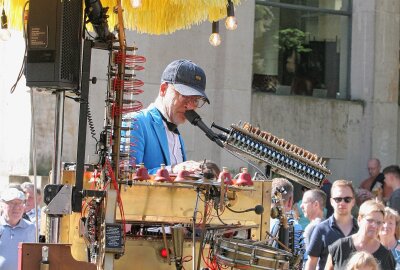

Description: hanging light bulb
[209,21,221,47]
[225,0,237,30]
[0,7,11,41]
[130,0,142,8]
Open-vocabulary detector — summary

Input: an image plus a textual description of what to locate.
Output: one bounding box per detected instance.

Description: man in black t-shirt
[325,200,395,270]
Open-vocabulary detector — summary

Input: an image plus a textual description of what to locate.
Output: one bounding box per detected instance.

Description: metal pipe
[30,89,39,242]
[192,188,201,270]
[48,90,65,243]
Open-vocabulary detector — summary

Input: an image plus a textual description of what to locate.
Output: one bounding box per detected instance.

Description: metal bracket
[44,184,72,216]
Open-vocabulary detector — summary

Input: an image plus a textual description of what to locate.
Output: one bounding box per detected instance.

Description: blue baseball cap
[161,59,209,104]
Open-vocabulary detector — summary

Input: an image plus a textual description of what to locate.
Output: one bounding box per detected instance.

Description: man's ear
[159,82,169,97]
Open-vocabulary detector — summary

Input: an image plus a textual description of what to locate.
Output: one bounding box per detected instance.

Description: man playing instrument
[129,59,209,174]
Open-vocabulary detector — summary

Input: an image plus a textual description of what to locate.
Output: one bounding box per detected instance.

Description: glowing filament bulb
[225,0,237,30]
[225,16,237,30]
[209,21,221,47]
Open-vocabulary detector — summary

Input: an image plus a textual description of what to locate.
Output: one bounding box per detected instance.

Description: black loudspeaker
[26,0,83,90]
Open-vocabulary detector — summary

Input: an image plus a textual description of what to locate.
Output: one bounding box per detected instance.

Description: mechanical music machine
[20,0,331,269]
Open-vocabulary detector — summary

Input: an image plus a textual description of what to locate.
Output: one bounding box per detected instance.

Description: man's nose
[185,103,197,110]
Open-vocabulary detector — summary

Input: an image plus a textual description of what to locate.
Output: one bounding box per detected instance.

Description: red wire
[114,53,146,64]
[104,159,127,241]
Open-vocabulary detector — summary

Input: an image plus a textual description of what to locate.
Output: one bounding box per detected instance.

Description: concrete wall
[350,0,400,181]
[251,93,365,182]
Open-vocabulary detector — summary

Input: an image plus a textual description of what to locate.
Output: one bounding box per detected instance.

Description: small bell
[154,164,171,182]
[133,163,150,181]
[235,167,253,186]
[218,167,233,185]
[175,166,190,182]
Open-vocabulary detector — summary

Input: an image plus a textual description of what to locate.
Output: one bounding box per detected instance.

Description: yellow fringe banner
[6,0,242,35]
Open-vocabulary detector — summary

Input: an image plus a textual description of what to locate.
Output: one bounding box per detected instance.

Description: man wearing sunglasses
[305,180,359,270]
[129,59,209,174]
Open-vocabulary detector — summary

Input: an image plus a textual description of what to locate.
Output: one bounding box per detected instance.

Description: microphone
[184,110,224,147]
[226,205,264,215]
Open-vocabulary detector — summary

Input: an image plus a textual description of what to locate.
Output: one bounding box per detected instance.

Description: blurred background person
[345,251,380,270]
[270,177,304,261]
[0,188,35,270]
[383,165,400,214]
[321,179,334,219]
[293,186,311,230]
[301,189,326,267]
[352,188,374,217]
[20,182,42,225]
[379,207,400,269]
[360,158,392,202]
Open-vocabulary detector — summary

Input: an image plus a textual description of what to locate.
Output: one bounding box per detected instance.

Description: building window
[253,0,351,99]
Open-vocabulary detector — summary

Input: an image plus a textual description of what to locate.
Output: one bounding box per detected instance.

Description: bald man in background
[359,158,392,202]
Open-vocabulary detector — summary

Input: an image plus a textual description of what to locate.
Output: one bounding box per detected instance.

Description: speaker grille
[26,0,82,89]
[60,0,82,81]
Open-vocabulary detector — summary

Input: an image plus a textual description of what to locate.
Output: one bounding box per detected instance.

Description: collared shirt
[25,207,41,233]
[162,121,183,169]
[306,215,358,270]
[26,208,40,222]
[0,216,36,270]
[155,105,183,170]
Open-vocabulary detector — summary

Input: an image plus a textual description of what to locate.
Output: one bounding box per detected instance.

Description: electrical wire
[216,208,227,225]
[87,102,98,143]
[10,1,29,94]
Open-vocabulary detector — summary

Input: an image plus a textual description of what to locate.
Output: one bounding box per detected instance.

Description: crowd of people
[1,59,400,270]
[284,158,400,270]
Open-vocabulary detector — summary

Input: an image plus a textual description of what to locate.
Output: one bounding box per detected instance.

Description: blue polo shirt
[306,215,358,270]
[0,216,36,270]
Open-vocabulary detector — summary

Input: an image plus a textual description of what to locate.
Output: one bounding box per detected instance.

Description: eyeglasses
[171,85,207,108]
[332,197,353,203]
[302,200,315,205]
[181,95,206,108]
[363,217,383,226]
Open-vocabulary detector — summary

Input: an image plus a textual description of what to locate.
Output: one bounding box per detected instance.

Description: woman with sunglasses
[379,207,400,270]
[325,200,395,270]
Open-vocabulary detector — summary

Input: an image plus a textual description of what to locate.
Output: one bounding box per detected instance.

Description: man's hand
[172,160,203,174]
